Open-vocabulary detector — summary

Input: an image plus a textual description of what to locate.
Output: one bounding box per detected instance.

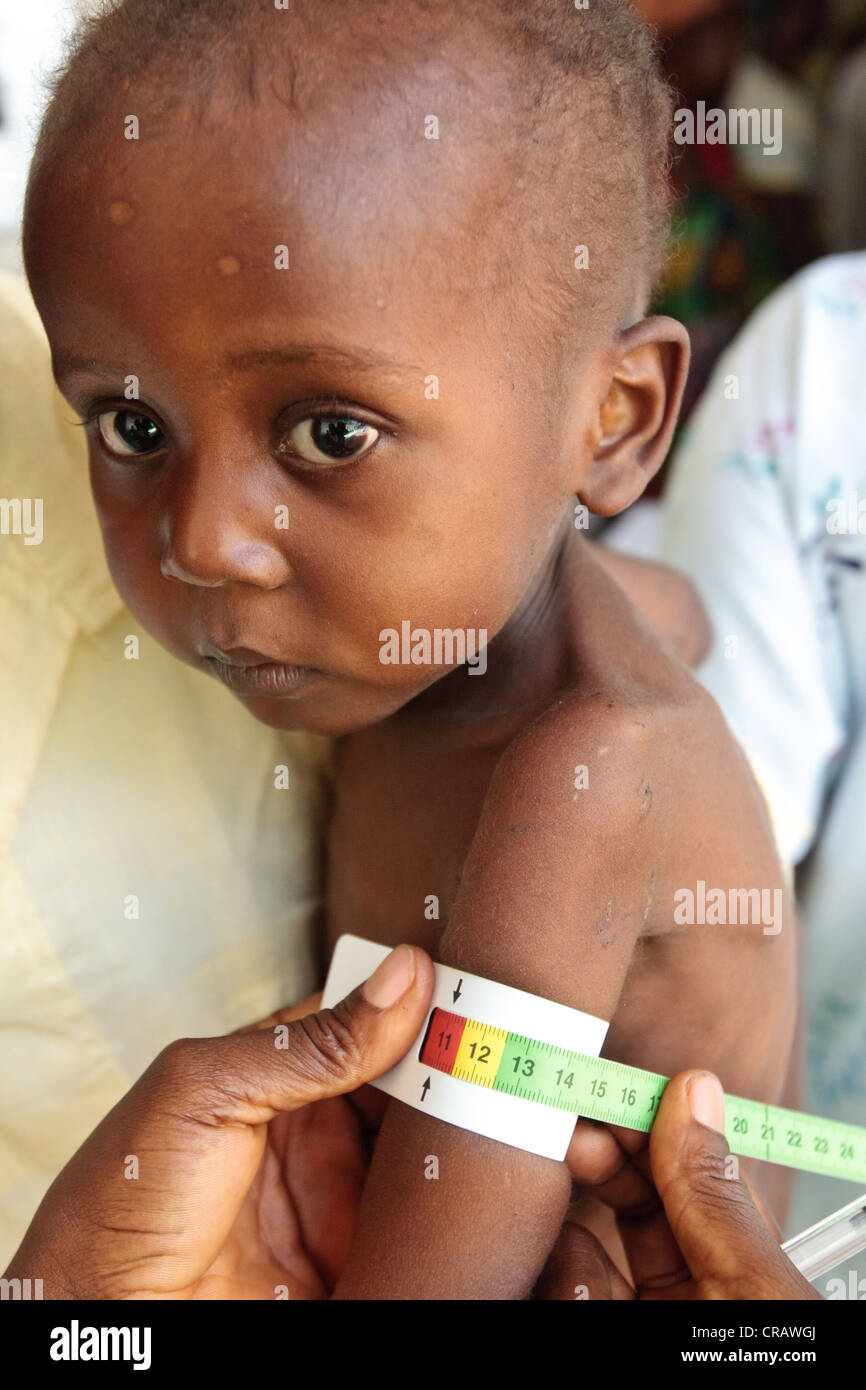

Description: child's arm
[330,696,662,1299]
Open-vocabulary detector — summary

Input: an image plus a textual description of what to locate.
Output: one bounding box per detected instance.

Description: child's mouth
[203,651,316,698]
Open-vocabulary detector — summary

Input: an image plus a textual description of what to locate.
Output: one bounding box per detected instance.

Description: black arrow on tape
[452,978,463,1004]
[420,1077,431,1103]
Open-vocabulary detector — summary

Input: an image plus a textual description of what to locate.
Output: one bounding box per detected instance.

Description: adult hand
[536,1071,820,1299]
[4,944,434,1300]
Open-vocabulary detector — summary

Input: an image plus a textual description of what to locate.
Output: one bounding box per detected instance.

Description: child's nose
[159,451,293,590]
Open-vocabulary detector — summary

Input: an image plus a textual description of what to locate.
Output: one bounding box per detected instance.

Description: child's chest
[324,726,503,960]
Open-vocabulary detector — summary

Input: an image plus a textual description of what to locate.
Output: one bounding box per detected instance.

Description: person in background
[636,0,827,430]
[825,39,866,252]
[657,250,866,1237]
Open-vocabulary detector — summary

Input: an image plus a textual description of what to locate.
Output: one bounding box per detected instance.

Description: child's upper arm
[331,694,664,1299]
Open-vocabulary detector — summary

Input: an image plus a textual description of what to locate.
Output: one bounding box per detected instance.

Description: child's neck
[395,514,583,735]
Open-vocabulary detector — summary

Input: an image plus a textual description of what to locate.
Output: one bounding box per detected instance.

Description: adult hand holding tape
[3,944,435,1300]
[322,935,845,1299]
[2,938,823,1300]
[539,1071,819,1300]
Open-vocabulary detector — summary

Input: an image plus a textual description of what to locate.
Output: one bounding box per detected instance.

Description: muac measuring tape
[419,1011,865,1182]
[321,934,866,1183]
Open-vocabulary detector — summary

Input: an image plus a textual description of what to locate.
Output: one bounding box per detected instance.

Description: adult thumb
[151,944,436,1125]
[269,943,435,1108]
[648,1071,819,1300]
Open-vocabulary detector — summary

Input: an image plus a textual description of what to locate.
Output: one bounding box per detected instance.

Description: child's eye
[96,409,165,457]
[278,415,379,469]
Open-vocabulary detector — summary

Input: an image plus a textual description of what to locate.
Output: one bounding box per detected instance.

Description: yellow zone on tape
[452,1018,508,1088]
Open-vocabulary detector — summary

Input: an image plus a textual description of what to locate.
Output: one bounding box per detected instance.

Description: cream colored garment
[0,271,332,1267]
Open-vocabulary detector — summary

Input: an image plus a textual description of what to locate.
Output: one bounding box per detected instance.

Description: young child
[22,0,796,1297]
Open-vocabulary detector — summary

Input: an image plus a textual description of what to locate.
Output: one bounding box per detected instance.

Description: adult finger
[648,1071,820,1300]
[534,1220,634,1300]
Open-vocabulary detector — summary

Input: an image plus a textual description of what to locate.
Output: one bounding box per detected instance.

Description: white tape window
[321,934,609,1160]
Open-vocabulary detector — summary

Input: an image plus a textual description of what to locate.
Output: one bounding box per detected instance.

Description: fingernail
[361,945,416,1009]
[687,1073,725,1132]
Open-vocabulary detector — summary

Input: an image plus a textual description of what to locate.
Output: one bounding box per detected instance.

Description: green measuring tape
[419,1006,866,1182]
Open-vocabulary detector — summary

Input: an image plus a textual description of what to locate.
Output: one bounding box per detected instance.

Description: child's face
[28,75,613,735]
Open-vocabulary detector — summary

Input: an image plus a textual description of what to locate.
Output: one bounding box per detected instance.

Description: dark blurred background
[636,0,866,435]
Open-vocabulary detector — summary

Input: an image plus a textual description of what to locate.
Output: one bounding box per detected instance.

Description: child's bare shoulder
[447,635,785,1024]
[488,656,726,864]
[467,579,779,958]
[501,545,770,861]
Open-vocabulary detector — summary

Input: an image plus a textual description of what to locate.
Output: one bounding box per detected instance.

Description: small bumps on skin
[596,899,616,949]
[107,200,135,225]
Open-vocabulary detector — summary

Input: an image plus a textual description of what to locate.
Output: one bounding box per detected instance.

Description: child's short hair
[25,0,674,356]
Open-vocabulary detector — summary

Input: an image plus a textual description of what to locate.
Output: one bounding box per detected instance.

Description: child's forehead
[93,10,517,196]
[32,46,531,358]
[27,1,667,385]
[30,126,515,410]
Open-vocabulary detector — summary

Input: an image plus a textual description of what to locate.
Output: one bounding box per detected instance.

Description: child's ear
[578,317,690,517]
